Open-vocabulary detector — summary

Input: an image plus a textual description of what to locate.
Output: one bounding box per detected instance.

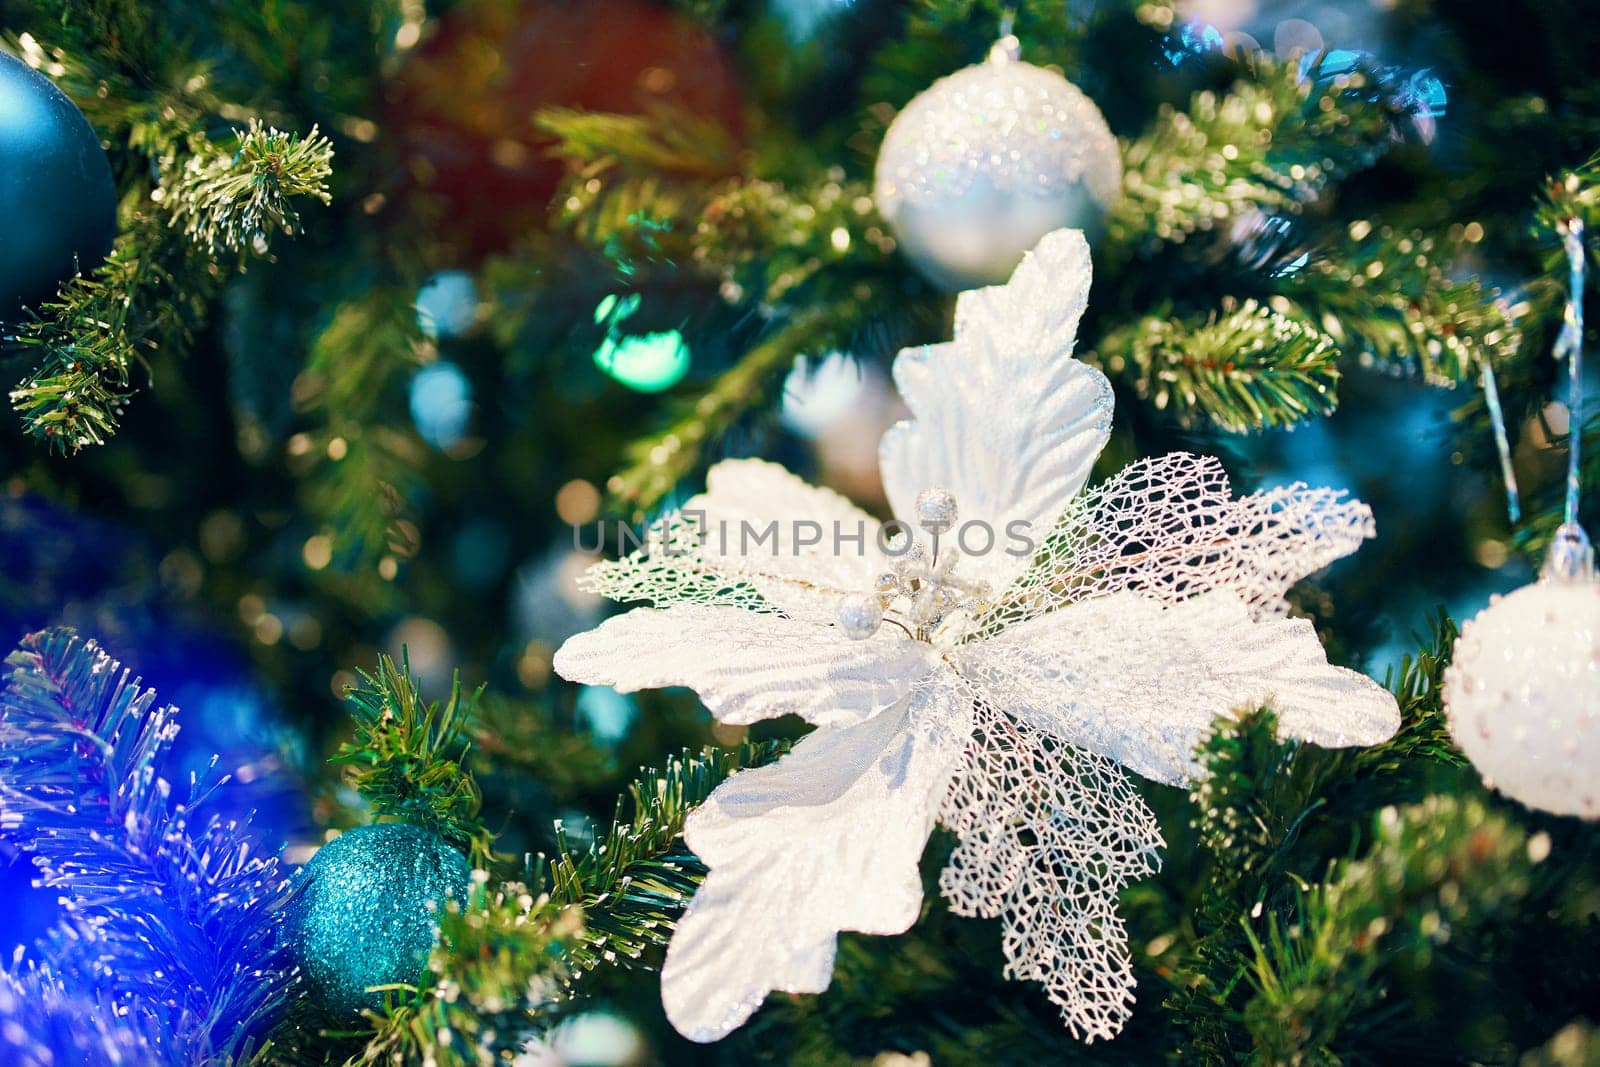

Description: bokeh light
[576,686,637,745]
[409,361,473,450]
[386,617,453,683]
[415,270,480,339]
[780,352,867,438]
[593,330,691,392]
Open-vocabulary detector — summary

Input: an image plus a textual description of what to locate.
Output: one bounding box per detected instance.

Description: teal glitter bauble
[286,823,472,1016]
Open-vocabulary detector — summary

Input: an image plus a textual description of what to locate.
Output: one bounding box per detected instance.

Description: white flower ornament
[554,229,1399,1042]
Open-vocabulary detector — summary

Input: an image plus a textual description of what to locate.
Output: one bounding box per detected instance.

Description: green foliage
[1,30,330,452]
[539,740,789,977]
[353,741,787,1066]
[603,305,857,515]
[356,880,582,1067]
[1108,56,1407,258]
[1279,220,1519,385]
[332,653,494,867]
[1169,612,1469,1062]
[166,121,335,254]
[1095,299,1340,432]
[292,289,428,578]
[1538,151,1600,234]
[538,105,739,180]
[1358,611,1467,776]
[1244,795,1538,1063]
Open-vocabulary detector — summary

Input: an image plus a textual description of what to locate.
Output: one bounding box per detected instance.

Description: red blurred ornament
[388,0,743,262]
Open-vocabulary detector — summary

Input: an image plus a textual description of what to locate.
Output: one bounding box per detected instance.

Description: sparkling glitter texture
[874,37,1122,290]
[1444,575,1600,819]
[287,823,472,1016]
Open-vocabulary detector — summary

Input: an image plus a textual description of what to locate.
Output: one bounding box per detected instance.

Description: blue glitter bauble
[286,823,472,1016]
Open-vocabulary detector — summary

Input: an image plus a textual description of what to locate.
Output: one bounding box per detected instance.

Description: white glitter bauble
[1444,573,1600,819]
[873,37,1122,291]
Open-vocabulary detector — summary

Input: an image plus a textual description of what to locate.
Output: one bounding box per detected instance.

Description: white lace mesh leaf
[879,229,1112,594]
[552,604,936,727]
[980,452,1375,633]
[938,702,1163,1042]
[580,512,778,615]
[959,589,1400,785]
[664,678,972,1041]
[582,458,882,624]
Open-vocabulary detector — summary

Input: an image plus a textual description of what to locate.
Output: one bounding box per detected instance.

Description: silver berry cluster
[837,487,993,642]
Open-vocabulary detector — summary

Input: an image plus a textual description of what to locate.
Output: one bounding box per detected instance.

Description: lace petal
[980,452,1375,634]
[580,459,882,623]
[939,702,1163,1042]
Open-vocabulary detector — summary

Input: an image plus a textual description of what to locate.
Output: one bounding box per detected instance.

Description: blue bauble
[286,823,472,1016]
[0,51,117,325]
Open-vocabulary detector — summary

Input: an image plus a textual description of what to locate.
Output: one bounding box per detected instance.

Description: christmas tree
[1,0,1597,1064]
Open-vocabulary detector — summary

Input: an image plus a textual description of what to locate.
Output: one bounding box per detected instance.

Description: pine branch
[692,175,896,305]
[1358,609,1466,775]
[352,879,582,1067]
[539,740,789,977]
[292,288,429,578]
[537,105,738,179]
[355,742,787,1066]
[604,304,856,516]
[0,628,292,1064]
[1094,299,1340,432]
[549,166,892,303]
[331,654,495,868]
[1109,55,1424,258]
[1168,706,1327,1061]
[1242,796,1537,1062]
[166,121,335,254]
[2,36,331,452]
[1278,220,1520,385]
[1169,614,1467,1061]
[1538,150,1600,234]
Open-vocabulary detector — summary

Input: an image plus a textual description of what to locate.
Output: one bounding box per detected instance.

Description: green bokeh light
[594,329,690,392]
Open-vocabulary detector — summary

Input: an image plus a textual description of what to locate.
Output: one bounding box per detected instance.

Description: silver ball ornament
[837,593,884,640]
[873,37,1121,291]
[1443,574,1600,819]
[914,487,959,535]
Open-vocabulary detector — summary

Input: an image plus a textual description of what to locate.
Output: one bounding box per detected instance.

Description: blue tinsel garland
[0,628,292,1065]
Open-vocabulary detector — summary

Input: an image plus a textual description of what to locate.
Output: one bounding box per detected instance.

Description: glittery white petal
[958,590,1400,785]
[978,452,1376,634]
[939,703,1163,1041]
[662,678,971,1041]
[552,605,934,728]
[880,229,1111,593]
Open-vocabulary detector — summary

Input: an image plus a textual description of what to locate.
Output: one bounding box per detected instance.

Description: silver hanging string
[1543,217,1594,581]
[1556,219,1586,527]
[1481,359,1522,524]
